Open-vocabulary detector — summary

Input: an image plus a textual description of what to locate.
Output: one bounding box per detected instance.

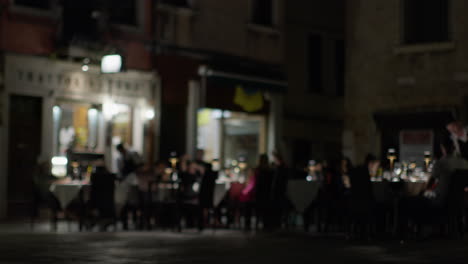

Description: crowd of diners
[112,147,290,232]
[33,121,468,238]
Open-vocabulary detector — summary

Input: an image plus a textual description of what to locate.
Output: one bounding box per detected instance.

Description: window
[61,0,99,43]
[54,103,101,155]
[160,0,192,8]
[335,40,345,97]
[110,0,138,26]
[403,0,449,44]
[308,34,323,94]
[197,109,266,169]
[14,0,51,10]
[251,0,274,26]
[112,104,133,147]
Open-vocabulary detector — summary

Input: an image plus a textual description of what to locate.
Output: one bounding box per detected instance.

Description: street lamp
[239,157,247,171]
[169,151,178,169]
[424,151,432,172]
[101,54,123,73]
[212,158,220,172]
[387,148,397,170]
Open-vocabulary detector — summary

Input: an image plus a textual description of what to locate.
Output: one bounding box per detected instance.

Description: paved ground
[0,223,468,263]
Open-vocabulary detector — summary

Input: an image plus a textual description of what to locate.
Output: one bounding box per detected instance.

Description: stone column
[186,80,201,158]
[267,93,284,158]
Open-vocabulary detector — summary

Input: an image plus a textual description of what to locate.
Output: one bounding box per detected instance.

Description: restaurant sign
[399,130,433,165]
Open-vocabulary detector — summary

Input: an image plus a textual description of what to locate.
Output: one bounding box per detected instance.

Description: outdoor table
[287,180,320,213]
[214,183,229,207]
[50,180,90,210]
[371,179,428,234]
[213,178,247,207]
[149,182,179,203]
[404,181,428,196]
[372,180,428,202]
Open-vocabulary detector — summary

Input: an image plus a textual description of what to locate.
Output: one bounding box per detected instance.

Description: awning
[199,66,287,93]
[207,70,287,93]
[373,109,456,130]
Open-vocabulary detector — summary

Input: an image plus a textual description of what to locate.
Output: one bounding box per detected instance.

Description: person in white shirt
[115,143,143,230]
[447,121,468,160]
[398,138,468,237]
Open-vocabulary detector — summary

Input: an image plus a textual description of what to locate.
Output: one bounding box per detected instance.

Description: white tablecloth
[150,184,177,202]
[214,183,229,207]
[372,180,427,202]
[287,180,320,213]
[404,181,427,196]
[50,183,90,209]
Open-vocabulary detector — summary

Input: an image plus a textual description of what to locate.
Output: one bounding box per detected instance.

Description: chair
[346,168,376,239]
[147,180,179,230]
[31,183,63,231]
[175,186,201,232]
[441,169,468,238]
[87,168,117,231]
[198,171,218,230]
[408,169,468,239]
[227,182,245,229]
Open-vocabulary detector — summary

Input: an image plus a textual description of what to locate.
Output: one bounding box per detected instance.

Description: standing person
[423,138,468,207]
[32,160,60,218]
[348,154,379,238]
[198,163,217,230]
[254,154,272,230]
[195,149,210,170]
[178,160,202,229]
[341,157,354,192]
[239,168,258,231]
[349,154,379,202]
[116,143,143,182]
[115,143,143,230]
[398,138,468,238]
[193,149,220,230]
[447,121,468,160]
[269,151,289,230]
[89,163,116,231]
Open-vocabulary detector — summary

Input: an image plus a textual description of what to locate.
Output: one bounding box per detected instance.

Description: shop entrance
[197,109,266,169]
[7,95,43,217]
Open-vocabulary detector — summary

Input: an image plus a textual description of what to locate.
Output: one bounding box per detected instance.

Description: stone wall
[284,0,345,162]
[0,53,3,127]
[345,0,468,163]
[0,52,4,219]
[190,0,284,64]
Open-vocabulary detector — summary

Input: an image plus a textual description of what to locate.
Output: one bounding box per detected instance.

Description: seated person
[89,163,116,228]
[179,161,201,201]
[349,154,379,202]
[33,160,60,213]
[239,168,257,231]
[178,159,203,229]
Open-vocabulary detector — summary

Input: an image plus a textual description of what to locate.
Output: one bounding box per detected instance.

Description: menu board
[399,130,433,165]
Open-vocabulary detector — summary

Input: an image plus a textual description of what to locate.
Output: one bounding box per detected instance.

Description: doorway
[197,108,266,168]
[8,95,43,217]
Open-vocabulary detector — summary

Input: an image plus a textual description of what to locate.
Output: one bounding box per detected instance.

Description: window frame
[9,0,56,18]
[159,0,195,9]
[306,33,324,95]
[334,38,345,97]
[399,0,453,46]
[249,0,279,28]
[53,101,103,155]
[109,0,146,33]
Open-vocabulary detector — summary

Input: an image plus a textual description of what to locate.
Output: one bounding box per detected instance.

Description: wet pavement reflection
[0,223,467,263]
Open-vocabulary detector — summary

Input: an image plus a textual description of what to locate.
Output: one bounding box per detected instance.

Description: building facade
[154,0,287,167]
[0,0,159,218]
[345,0,466,164]
[285,0,345,169]
[0,0,287,219]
